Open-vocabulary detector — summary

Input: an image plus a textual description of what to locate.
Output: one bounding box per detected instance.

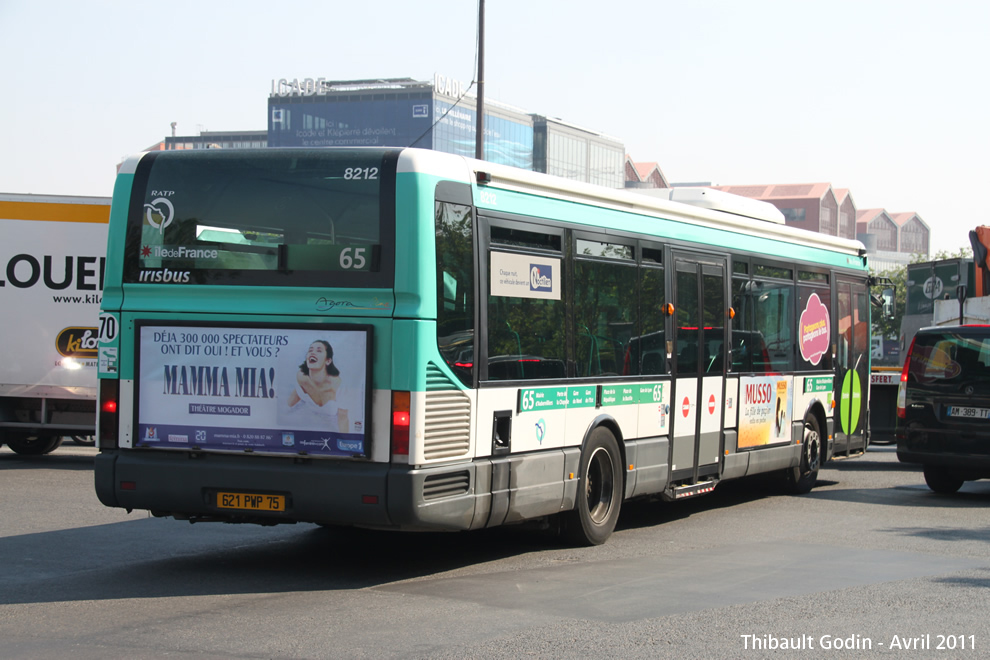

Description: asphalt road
[1,443,988,659]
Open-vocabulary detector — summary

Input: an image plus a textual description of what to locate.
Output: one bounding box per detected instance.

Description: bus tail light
[391,391,410,458]
[98,379,120,449]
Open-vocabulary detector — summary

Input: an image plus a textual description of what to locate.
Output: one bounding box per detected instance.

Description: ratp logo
[144,197,175,234]
[534,418,546,444]
[529,264,553,293]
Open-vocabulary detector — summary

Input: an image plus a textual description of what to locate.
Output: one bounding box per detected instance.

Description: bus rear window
[123,149,396,287]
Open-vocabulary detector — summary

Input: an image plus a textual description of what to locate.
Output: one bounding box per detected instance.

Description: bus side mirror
[882,287,895,320]
[868,276,896,321]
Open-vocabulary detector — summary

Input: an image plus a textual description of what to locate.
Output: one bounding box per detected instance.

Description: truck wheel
[923,465,963,494]
[70,435,96,446]
[785,416,821,494]
[5,433,63,456]
[562,427,623,546]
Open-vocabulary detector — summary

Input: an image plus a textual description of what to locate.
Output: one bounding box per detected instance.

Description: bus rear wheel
[5,433,63,456]
[563,427,622,546]
[785,416,821,494]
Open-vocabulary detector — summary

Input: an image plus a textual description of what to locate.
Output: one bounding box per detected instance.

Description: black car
[896,325,990,493]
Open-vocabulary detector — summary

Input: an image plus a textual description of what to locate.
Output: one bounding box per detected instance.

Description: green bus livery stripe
[519,383,666,413]
[804,376,834,393]
[520,386,595,412]
[602,383,666,406]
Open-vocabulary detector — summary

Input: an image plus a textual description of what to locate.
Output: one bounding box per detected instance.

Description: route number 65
[339,247,367,270]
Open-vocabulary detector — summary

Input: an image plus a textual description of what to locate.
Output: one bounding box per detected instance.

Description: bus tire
[785,415,821,495]
[563,427,622,546]
[923,465,963,494]
[5,433,63,456]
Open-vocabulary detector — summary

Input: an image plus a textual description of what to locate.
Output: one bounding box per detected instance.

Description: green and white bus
[95,148,873,545]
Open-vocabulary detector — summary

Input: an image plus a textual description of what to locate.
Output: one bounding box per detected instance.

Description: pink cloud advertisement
[799,293,830,366]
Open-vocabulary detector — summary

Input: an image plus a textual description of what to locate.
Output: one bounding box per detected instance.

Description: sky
[2,0,988,255]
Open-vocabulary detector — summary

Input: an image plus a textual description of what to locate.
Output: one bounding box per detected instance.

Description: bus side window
[734,274,795,373]
[702,271,725,374]
[574,243,636,378]
[707,340,725,373]
[632,262,666,376]
[486,296,565,381]
[754,281,794,372]
[677,331,699,374]
[442,271,458,312]
[435,202,475,386]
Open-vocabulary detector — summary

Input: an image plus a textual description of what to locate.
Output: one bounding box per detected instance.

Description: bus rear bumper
[94,450,484,531]
[96,450,395,527]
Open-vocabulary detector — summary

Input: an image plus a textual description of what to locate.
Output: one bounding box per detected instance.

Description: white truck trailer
[0,193,110,454]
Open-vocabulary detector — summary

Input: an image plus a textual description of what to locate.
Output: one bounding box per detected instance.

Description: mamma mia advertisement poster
[135,324,371,457]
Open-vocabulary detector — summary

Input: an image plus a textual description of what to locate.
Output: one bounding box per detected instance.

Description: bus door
[834,276,870,454]
[671,252,727,484]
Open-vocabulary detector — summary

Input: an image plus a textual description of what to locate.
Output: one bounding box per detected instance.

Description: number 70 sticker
[98,312,119,343]
[98,312,120,376]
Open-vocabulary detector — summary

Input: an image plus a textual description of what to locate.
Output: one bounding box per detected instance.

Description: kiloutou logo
[56,327,99,358]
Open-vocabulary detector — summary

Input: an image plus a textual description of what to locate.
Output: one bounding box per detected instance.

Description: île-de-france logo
[144,197,175,234]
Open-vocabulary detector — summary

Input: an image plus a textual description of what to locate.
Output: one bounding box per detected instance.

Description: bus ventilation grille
[423,471,471,500]
[424,363,471,460]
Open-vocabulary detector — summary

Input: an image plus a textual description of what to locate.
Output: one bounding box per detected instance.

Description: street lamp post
[475,0,485,161]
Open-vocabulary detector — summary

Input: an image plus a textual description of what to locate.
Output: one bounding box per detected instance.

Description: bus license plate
[217,491,286,512]
[948,406,990,420]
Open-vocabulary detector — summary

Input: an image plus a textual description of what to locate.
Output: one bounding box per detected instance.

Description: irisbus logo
[529,264,553,293]
[139,269,191,283]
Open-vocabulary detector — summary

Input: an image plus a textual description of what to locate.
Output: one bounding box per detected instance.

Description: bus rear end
[95,148,476,530]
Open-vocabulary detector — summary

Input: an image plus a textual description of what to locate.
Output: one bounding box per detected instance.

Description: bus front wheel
[785,416,821,495]
[563,427,623,546]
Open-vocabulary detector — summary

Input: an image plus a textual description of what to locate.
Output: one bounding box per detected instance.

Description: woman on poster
[286,339,350,432]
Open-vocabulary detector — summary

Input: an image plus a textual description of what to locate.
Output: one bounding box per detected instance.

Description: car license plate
[217,491,286,512]
[948,406,990,420]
